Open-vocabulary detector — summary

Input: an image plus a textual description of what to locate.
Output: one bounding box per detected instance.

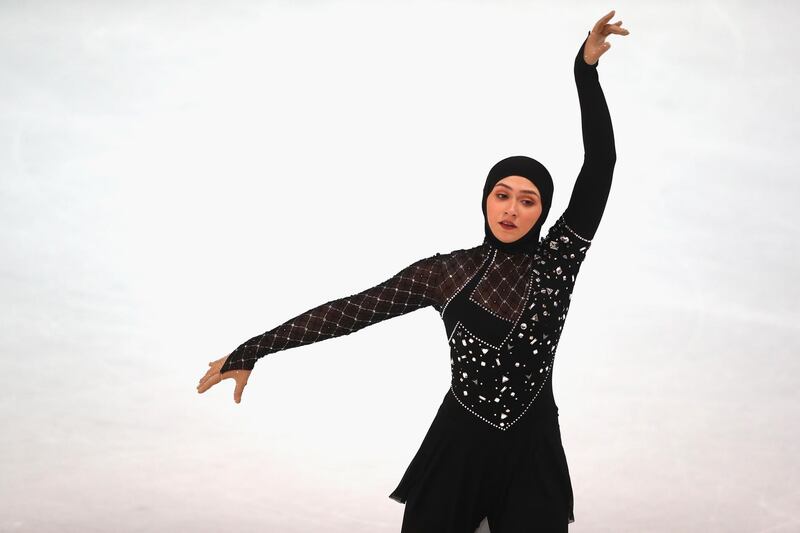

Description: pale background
[1,1,798,532]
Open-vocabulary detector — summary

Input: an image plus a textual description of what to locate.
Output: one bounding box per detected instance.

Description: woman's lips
[499,221,517,230]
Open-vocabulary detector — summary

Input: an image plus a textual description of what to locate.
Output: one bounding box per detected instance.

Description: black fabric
[564,31,617,240]
[220,33,617,530]
[392,390,572,532]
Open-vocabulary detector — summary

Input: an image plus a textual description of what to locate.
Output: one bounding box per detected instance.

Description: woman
[198,11,628,532]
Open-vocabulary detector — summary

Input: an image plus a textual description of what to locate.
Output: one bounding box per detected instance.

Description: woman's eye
[522,200,535,206]
[496,193,507,199]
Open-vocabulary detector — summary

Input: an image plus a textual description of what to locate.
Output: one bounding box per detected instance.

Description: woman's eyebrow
[495,182,540,197]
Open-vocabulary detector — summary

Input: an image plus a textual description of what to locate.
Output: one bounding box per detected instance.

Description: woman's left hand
[583,10,629,65]
[197,353,252,404]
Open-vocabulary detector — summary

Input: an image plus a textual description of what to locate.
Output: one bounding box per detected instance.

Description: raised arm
[564,15,628,241]
[219,253,443,373]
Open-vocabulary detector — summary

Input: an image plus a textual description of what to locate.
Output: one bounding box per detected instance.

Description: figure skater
[198,10,628,532]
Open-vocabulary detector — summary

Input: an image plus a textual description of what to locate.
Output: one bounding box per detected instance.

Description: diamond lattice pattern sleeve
[220,253,443,373]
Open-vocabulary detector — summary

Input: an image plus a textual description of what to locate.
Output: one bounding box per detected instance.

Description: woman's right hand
[196,353,251,404]
[583,10,629,65]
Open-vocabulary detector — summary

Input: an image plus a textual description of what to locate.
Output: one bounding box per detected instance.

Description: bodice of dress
[442,214,592,430]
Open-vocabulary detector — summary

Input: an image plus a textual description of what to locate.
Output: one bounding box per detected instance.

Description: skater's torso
[437,214,591,431]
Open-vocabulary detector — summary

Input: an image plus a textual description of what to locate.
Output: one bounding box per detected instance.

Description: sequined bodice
[438,215,591,430]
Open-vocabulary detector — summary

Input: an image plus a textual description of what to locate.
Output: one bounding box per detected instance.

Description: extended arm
[219,253,443,373]
[563,32,618,241]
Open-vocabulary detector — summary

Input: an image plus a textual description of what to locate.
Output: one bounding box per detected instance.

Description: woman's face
[486,175,543,243]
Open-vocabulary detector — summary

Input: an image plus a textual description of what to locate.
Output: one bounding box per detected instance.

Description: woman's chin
[492,230,520,243]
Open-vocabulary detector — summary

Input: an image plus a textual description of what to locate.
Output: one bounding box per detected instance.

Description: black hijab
[481,155,554,255]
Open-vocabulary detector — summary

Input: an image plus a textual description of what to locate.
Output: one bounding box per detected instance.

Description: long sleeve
[563,32,617,241]
[220,253,444,373]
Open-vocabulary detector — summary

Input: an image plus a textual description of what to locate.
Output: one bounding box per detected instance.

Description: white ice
[1,1,798,532]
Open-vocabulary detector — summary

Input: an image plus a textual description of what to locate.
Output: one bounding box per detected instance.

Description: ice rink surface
[1,1,798,531]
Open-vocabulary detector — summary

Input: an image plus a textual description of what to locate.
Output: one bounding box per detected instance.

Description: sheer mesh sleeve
[220,253,444,373]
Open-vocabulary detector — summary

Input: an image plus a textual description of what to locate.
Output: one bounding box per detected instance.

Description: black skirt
[389,387,575,530]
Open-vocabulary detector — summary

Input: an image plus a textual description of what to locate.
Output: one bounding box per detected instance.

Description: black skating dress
[220,35,616,530]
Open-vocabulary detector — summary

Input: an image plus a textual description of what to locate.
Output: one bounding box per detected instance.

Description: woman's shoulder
[535,214,594,278]
[438,242,490,262]
[434,243,492,276]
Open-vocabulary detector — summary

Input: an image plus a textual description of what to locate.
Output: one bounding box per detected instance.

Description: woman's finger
[198,368,217,388]
[198,354,230,386]
[197,372,221,394]
[592,10,615,34]
[198,361,221,383]
[197,369,218,389]
[233,373,249,404]
[603,24,630,36]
